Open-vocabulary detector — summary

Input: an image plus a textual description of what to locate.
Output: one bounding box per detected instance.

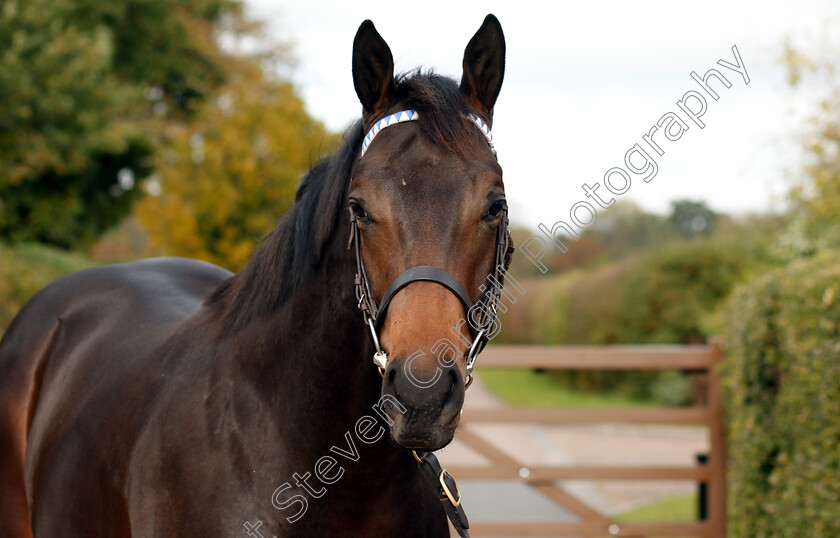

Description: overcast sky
[245,0,839,228]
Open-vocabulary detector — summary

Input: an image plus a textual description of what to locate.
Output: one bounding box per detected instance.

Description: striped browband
[359,109,497,159]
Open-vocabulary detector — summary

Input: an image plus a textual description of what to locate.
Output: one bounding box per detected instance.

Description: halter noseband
[349,109,512,381]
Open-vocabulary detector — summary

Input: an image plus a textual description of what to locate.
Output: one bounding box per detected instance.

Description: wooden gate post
[707,338,727,537]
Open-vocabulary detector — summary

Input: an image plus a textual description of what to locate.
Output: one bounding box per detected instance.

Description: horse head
[348,15,510,451]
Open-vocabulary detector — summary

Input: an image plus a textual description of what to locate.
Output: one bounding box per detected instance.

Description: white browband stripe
[465,113,496,157]
[359,110,497,159]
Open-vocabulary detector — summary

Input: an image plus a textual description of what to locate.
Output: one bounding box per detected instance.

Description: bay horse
[0,14,510,537]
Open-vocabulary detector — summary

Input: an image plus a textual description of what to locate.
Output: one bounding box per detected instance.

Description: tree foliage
[666,199,717,238]
[781,30,840,255]
[0,0,250,249]
[590,201,668,258]
[135,65,339,270]
[496,231,763,403]
[510,200,721,279]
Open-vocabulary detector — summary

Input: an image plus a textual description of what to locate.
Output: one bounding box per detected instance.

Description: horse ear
[460,14,505,122]
[353,20,396,121]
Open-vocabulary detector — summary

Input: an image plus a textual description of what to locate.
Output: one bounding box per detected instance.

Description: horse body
[1,250,445,536]
[0,258,228,535]
[0,14,507,537]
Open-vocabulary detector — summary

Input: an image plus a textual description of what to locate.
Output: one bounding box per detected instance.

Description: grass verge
[616,492,698,522]
[477,368,657,408]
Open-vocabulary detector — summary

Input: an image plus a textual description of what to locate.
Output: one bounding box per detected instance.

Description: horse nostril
[382,361,399,394]
[448,368,458,398]
[438,366,465,419]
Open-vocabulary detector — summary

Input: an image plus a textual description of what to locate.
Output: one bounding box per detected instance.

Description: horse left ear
[353,20,396,124]
[460,14,506,123]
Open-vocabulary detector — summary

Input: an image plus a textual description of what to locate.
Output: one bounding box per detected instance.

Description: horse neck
[225,217,398,453]
[273,234,381,412]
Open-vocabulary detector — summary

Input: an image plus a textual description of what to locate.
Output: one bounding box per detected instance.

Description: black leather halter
[347,112,514,538]
[347,206,512,376]
[346,206,511,538]
[376,265,475,332]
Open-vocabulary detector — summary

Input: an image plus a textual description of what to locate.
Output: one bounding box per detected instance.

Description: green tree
[666,199,718,238]
[590,201,667,259]
[0,0,250,249]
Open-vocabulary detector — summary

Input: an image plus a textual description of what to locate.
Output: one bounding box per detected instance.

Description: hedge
[722,251,840,536]
[499,237,753,346]
[494,238,754,402]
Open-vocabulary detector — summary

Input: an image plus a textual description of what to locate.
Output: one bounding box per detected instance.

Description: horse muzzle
[380,355,465,450]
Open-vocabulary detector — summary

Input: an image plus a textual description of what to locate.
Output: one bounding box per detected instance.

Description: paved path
[436,378,707,530]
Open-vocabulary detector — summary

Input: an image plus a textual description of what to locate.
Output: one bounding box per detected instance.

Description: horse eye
[487,199,506,219]
[350,201,370,222]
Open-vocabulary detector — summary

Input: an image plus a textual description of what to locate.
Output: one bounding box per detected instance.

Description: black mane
[206,72,485,333]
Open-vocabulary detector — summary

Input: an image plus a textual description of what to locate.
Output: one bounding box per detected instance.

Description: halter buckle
[439,469,462,507]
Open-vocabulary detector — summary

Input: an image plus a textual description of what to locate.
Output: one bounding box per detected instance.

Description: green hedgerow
[722,251,840,537]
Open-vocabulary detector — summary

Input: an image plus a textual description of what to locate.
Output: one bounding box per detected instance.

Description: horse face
[348,16,506,451]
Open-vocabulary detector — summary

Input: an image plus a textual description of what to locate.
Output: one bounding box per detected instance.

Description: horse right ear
[353,20,395,122]
[460,14,505,123]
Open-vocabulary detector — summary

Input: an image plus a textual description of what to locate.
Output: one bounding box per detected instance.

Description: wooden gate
[451,342,726,537]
